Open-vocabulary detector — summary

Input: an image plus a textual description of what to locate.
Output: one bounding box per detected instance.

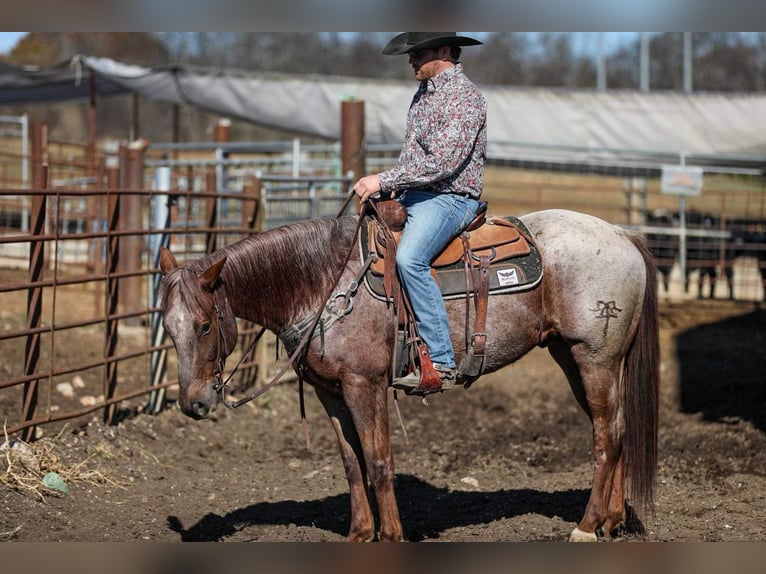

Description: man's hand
[353,174,382,203]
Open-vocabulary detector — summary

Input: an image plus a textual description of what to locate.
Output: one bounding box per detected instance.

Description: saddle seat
[369,203,531,276]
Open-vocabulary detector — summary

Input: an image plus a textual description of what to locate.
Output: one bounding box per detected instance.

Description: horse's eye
[199,323,211,336]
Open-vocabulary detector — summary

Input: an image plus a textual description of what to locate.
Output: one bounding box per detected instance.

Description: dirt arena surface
[1,299,764,542]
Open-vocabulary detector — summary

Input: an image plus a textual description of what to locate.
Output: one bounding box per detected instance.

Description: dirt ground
[1,298,764,542]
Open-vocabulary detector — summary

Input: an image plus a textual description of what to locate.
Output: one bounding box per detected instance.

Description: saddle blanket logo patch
[497,268,520,286]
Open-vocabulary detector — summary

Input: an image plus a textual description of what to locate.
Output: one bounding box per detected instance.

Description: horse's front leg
[314,385,375,542]
[341,372,403,542]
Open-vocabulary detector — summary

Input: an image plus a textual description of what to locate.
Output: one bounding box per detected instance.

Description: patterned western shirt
[378,63,487,198]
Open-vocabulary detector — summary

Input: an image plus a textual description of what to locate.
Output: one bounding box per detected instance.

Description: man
[353,32,487,391]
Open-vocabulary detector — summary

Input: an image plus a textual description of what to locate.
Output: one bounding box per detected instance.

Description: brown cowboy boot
[392,345,456,394]
[393,367,456,393]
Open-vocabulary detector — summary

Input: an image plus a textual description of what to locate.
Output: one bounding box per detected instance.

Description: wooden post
[205,168,218,254]
[241,175,262,233]
[88,70,97,176]
[172,104,180,161]
[341,100,365,182]
[118,140,146,326]
[214,117,231,143]
[238,176,263,389]
[131,93,140,142]
[22,123,48,441]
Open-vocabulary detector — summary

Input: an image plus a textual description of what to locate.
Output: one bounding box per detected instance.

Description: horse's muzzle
[190,400,212,419]
[182,381,218,420]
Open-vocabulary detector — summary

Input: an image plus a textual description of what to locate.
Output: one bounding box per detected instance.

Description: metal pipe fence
[0,125,356,440]
[1,126,764,441]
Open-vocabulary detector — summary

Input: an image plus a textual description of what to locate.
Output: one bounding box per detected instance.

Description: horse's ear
[200,256,226,292]
[159,247,178,275]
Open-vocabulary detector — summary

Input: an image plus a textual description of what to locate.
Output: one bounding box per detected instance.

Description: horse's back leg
[314,385,376,542]
[574,359,625,541]
[601,450,627,537]
[548,340,624,541]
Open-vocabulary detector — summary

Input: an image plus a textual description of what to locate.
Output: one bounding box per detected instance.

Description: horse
[158,208,659,542]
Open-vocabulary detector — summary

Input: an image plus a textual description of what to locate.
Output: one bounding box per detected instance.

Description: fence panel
[0,131,359,439]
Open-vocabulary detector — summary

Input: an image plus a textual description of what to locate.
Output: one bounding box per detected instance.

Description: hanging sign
[661,165,703,196]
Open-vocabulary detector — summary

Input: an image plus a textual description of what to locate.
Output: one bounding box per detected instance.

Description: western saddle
[367,198,534,395]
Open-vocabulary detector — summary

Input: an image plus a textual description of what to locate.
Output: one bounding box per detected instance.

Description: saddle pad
[360,215,544,301]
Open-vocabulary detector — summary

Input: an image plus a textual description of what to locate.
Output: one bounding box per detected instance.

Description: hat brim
[382,33,483,56]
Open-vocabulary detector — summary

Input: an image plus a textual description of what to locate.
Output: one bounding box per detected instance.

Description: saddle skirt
[360,214,543,301]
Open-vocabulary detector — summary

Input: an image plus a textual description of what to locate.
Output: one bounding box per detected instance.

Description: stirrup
[393,368,456,395]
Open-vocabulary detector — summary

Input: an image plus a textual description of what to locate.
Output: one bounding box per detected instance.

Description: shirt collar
[423,62,462,94]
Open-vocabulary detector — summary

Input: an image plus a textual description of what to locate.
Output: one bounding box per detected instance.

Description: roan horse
[158,208,659,542]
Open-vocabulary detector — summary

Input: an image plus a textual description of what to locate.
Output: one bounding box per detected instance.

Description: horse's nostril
[192,401,210,418]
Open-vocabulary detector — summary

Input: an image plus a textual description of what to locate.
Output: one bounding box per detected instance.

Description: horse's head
[159,247,238,420]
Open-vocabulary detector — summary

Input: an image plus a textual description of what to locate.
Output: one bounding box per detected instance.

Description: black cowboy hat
[382,32,483,56]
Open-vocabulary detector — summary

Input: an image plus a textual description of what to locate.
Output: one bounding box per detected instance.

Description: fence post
[214,118,230,241]
[103,162,121,425]
[147,167,172,415]
[21,122,48,441]
[238,176,263,389]
[625,177,647,225]
[119,140,146,326]
[242,175,263,233]
[205,168,218,254]
[341,99,365,182]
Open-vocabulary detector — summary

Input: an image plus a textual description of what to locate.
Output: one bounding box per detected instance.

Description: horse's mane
[163,216,359,329]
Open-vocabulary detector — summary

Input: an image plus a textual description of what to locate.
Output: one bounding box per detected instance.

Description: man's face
[408,46,450,82]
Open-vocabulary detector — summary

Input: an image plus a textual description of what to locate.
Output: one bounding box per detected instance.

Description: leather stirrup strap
[472,254,491,357]
[461,232,475,352]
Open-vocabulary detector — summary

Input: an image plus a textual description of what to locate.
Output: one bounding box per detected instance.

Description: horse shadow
[166,475,589,542]
[675,307,766,432]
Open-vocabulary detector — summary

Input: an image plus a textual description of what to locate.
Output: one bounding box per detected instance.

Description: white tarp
[3,56,766,162]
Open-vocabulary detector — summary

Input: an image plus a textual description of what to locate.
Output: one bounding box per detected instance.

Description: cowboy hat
[382,32,482,56]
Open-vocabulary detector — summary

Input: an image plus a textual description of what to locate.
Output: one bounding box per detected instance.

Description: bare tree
[694,32,762,91]
[463,33,532,85]
[607,44,640,90]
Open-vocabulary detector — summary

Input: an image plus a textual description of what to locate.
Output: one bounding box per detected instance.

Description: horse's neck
[218,229,341,331]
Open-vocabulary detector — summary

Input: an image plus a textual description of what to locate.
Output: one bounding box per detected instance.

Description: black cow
[730,218,766,302]
[646,209,735,300]
[646,208,678,294]
[684,211,734,300]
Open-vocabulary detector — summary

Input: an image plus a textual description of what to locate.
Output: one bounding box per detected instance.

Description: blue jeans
[397,189,482,370]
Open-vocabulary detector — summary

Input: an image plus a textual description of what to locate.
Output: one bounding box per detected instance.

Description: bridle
[209,300,267,408]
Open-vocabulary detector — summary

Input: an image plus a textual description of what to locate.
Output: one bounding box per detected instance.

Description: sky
[0,31,25,54]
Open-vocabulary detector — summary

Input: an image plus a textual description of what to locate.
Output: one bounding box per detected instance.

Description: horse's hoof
[569,527,598,542]
[347,532,375,542]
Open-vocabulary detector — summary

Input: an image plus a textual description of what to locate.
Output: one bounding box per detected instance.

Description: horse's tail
[623,234,660,516]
